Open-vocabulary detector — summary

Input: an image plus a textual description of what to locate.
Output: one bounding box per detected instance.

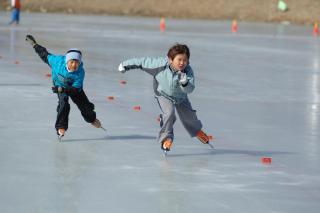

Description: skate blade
[100,126,107,132]
[162,150,168,157]
[58,135,64,142]
[207,142,214,149]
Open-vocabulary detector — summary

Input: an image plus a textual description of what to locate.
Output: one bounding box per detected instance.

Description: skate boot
[91,119,107,131]
[196,130,214,148]
[161,138,173,156]
[57,128,65,141]
[91,119,102,128]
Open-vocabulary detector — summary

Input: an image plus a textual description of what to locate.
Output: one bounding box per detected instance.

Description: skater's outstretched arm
[26,35,50,66]
[118,57,167,76]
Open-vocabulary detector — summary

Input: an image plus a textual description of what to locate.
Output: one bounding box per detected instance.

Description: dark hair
[167,43,190,60]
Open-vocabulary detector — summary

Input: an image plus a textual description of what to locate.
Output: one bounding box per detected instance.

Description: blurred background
[1,0,320,25]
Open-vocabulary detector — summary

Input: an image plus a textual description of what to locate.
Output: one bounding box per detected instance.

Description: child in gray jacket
[118,43,213,154]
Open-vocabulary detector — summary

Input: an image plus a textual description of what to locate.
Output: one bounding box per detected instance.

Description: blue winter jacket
[122,57,195,104]
[47,54,85,89]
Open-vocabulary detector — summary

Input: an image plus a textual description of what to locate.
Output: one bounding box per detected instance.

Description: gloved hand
[52,86,58,93]
[52,86,78,95]
[25,35,37,47]
[64,87,79,95]
[179,71,188,85]
[118,63,126,73]
[52,86,64,93]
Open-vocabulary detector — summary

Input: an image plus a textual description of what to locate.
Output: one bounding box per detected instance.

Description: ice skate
[161,138,173,156]
[91,119,101,128]
[196,130,214,149]
[91,119,106,132]
[57,128,65,142]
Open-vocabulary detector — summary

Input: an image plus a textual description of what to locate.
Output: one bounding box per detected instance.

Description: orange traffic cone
[160,17,166,32]
[313,22,319,37]
[120,80,127,85]
[232,19,238,33]
[134,106,141,111]
[107,96,115,101]
[261,157,272,165]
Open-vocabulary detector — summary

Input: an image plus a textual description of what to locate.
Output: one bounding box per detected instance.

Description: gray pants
[155,95,202,144]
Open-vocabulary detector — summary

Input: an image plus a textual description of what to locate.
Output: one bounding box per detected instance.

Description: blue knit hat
[65,49,82,63]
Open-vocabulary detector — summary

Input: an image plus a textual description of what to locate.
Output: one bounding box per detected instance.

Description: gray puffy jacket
[121,57,195,104]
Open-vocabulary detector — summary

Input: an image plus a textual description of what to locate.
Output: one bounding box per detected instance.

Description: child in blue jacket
[26,35,102,139]
[9,0,21,25]
[118,43,213,153]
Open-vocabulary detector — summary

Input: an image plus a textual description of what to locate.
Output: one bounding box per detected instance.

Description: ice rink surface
[0,12,320,213]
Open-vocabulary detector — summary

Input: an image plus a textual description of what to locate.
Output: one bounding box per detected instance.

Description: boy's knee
[57,102,70,112]
[81,103,95,121]
[164,108,175,116]
[163,111,176,122]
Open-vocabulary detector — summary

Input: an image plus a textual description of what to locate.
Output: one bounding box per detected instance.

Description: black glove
[26,35,37,47]
[52,86,58,93]
[64,87,79,95]
[52,86,78,95]
[52,86,63,93]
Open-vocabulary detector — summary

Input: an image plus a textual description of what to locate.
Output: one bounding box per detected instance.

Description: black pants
[55,90,96,132]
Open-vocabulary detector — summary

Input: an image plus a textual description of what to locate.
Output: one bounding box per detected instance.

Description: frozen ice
[0,12,319,213]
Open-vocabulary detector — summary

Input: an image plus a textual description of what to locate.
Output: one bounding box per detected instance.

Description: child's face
[169,54,189,71]
[67,59,80,72]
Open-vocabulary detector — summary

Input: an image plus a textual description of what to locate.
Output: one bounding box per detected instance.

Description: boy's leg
[155,96,176,146]
[176,98,211,144]
[176,98,203,137]
[55,93,70,133]
[70,90,96,124]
